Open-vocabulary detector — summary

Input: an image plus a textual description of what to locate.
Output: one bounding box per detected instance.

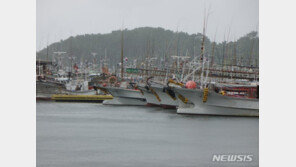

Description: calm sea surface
[37,101,258,167]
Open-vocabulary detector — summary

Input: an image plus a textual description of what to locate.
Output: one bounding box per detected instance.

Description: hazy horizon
[37,0,258,51]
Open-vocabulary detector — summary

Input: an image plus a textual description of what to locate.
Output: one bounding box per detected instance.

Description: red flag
[74,64,78,71]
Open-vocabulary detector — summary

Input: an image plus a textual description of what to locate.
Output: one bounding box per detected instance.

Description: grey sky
[37,0,258,50]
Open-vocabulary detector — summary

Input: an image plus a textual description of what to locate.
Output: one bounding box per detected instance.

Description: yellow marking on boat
[168,79,184,87]
[203,88,209,102]
[51,94,113,101]
[178,94,188,104]
[149,87,161,102]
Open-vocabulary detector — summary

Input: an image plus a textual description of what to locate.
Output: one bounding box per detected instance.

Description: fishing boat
[36,80,67,100]
[100,82,147,106]
[36,59,68,100]
[168,10,259,116]
[64,79,99,95]
[173,84,259,116]
[99,28,147,106]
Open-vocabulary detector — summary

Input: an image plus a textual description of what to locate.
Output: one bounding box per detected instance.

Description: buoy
[185,81,197,89]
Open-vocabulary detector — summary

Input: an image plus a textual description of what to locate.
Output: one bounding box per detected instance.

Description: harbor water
[37,101,258,167]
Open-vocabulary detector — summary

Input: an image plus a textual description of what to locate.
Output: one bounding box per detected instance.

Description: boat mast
[200,8,207,88]
[121,29,124,79]
[221,27,230,82]
[192,36,196,82]
[221,32,226,67]
[233,40,237,66]
[249,35,255,67]
[38,55,41,76]
[105,48,107,73]
[46,42,49,62]
[164,40,168,83]
[210,27,217,68]
[225,28,231,66]
[145,39,150,77]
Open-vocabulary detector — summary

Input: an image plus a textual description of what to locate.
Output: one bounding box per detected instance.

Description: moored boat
[36,80,67,100]
[99,82,147,106]
[173,84,259,116]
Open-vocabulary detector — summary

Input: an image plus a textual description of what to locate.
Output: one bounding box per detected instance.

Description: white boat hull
[64,90,99,95]
[173,87,259,116]
[102,87,147,106]
[103,96,146,106]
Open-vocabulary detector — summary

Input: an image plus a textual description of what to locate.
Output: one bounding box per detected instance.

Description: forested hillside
[37,27,258,68]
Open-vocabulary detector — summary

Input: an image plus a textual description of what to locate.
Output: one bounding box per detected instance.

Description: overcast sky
[37,0,258,50]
